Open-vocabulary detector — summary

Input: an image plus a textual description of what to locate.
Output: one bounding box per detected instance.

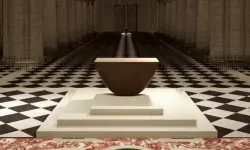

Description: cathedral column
[0,0,3,54]
[161,0,166,33]
[81,0,87,37]
[244,0,250,58]
[156,0,160,31]
[150,0,157,31]
[56,0,69,49]
[176,0,185,42]
[226,0,244,57]
[209,0,225,57]
[196,0,209,50]
[209,0,244,58]
[93,0,98,31]
[44,0,57,55]
[165,0,171,36]
[76,0,82,41]
[86,0,91,34]
[185,0,197,46]
[170,0,177,38]
[68,0,77,46]
[89,0,94,33]
[3,0,44,61]
[96,0,102,32]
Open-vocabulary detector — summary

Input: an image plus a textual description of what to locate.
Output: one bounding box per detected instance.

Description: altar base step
[37,88,217,138]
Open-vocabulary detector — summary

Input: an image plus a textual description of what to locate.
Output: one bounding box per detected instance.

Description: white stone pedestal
[37,88,217,138]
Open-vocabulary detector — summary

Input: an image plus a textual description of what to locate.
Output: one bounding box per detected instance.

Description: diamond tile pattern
[0,89,249,138]
[0,90,67,137]
[188,89,250,138]
[1,63,250,88]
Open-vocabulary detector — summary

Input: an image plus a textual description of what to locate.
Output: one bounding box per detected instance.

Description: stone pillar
[93,0,98,31]
[76,0,82,41]
[0,0,3,55]
[162,1,166,33]
[185,0,197,46]
[170,0,177,38]
[68,0,77,46]
[96,0,102,32]
[29,0,44,59]
[150,0,157,32]
[244,0,250,58]
[44,0,57,55]
[56,0,69,49]
[86,0,91,34]
[176,0,185,42]
[156,0,160,31]
[196,0,209,49]
[209,0,225,56]
[3,0,44,61]
[82,0,87,37]
[89,1,94,33]
[226,0,244,56]
[165,0,171,36]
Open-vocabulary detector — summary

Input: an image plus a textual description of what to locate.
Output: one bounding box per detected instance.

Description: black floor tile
[238,124,250,134]
[0,113,29,123]
[29,90,54,96]
[208,97,234,104]
[43,105,56,111]
[216,104,246,113]
[0,124,18,135]
[0,97,16,103]
[21,97,47,103]
[22,126,40,137]
[214,125,234,138]
[201,90,224,96]
[226,113,250,124]
[204,114,221,123]
[1,90,25,96]
[229,90,250,96]
[10,104,39,112]
[196,105,211,112]
[34,115,49,122]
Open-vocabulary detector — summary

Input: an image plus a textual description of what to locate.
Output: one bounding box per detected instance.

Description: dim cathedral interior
[0,0,249,149]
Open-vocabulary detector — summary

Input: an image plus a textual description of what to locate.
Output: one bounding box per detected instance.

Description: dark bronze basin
[95,58,159,96]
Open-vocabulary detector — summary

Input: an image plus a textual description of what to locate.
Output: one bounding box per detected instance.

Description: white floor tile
[190,94,215,100]
[224,131,250,138]
[238,109,250,116]
[10,94,36,100]
[227,101,250,109]
[21,108,51,118]
[219,94,245,100]
[8,118,41,130]
[0,109,17,117]
[204,109,234,118]
[31,100,58,108]
[0,131,32,138]
[212,118,247,130]
[196,101,223,108]
[0,100,27,108]
[39,94,63,100]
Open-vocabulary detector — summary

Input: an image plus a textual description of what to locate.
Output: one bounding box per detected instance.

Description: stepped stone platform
[37,88,217,139]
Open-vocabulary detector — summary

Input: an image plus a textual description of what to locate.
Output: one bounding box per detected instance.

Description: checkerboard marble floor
[239,67,250,77]
[0,89,68,137]
[0,88,249,138]
[0,66,14,78]
[1,63,250,88]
